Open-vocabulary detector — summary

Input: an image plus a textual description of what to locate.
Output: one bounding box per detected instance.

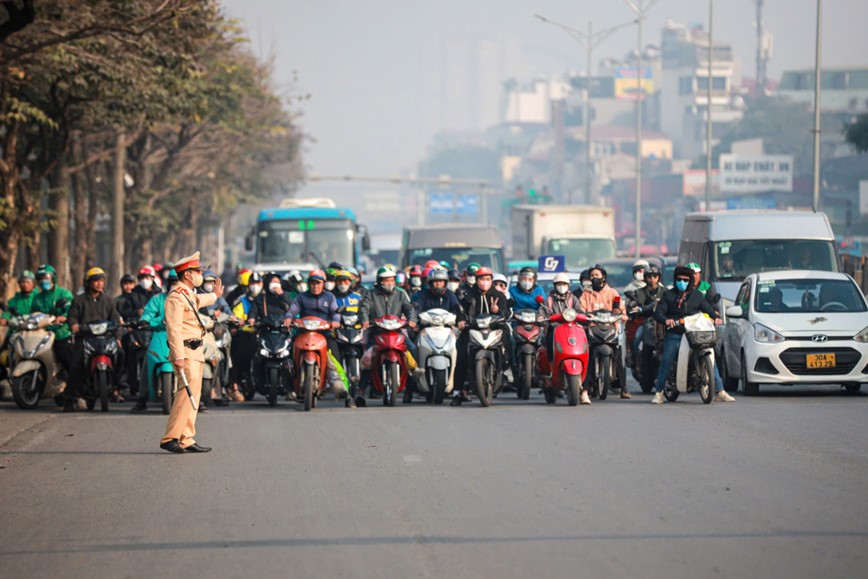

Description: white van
[678,211,840,304]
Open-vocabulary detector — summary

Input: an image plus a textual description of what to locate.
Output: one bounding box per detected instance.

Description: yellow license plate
[806,353,836,369]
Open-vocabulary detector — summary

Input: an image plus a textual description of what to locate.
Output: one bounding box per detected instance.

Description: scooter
[584,305,625,401]
[415,308,458,404]
[513,308,543,400]
[144,327,175,415]
[8,312,66,409]
[199,314,224,408]
[369,315,409,407]
[79,320,121,412]
[536,308,590,406]
[664,313,717,404]
[626,298,662,394]
[334,309,365,402]
[291,317,332,411]
[468,313,506,407]
[206,312,232,406]
[121,319,152,397]
[254,319,293,407]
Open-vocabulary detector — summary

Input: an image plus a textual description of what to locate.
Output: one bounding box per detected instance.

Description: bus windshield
[258,219,354,266]
[712,239,838,282]
[407,247,503,272]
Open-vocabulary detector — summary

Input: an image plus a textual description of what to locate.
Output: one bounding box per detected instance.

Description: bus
[245,198,370,275]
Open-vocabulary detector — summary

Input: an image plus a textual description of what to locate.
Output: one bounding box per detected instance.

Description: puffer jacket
[359,286,417,324]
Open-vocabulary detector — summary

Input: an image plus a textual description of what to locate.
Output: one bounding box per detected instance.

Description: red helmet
[408,264,423,277]
[137,265,156,278]
[424,260,440,269]
[308,269,327,282]
[475,266,493,278]
[421,266,433,280]
[152,263,164,272]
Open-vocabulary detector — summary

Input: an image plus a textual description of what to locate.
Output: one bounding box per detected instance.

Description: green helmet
[376,266,396,279]
[36,264,56,281]
[686,262,701,273]
[465,263,481,277]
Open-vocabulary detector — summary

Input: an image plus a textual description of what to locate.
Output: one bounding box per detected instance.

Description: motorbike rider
[411,268,463,320]
[624,259,650,294]
[650,266,735,404]
[248,273,292,324]
[229,271,263,400]
[407,265,424,296]
[118,274,136,300]
[573,268,591,301]
[226,268,252,308]
[346,267,367,298]
[30,265,75,385]
[453,267,508,406]
[65,267,122,411]
[456,263,481,301]
[130,269,178,412]
[325,263,343,293]
[510,267,546,311]
[447,270,462,295]
[1,270,38,327]
[538,273,590,405]
[281,270,306,300]
[199,271,231,316]
[626,264,666,365]
[686,262,720,313]
[333,270,363,313]
[579,265,630,399]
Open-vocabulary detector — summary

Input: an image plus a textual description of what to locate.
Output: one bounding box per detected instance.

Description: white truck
[511,205,616,270]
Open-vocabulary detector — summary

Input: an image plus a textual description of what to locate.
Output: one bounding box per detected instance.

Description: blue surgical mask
[675,280,689,292]
[39,280,52,292]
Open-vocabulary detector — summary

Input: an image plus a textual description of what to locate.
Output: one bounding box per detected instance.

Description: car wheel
[721,348,739,392]
[741,351,759,396]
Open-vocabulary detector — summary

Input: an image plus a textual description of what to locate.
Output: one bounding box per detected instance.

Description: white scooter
[664,313,717,404]
[414,308,458,404]
[9,312,66,409]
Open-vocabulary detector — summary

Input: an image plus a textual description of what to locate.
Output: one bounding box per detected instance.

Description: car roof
[752,270,855,283]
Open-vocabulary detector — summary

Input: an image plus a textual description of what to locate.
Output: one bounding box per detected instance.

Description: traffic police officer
[160,252,222,454]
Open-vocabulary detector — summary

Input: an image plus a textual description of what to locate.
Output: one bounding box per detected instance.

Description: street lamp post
[706,0,714,212]
[812,0,823,212]
[535,14,633,205]
[622,0,661,257]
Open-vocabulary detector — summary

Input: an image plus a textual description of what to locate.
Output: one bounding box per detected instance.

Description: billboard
[719,154,793,194]
[614,66,654,100]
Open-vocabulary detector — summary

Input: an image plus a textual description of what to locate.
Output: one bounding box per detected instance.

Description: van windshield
[712,240,838,282]
[407,247,502,272]
[548,238,615,270]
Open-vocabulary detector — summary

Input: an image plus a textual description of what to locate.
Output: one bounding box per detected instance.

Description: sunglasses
[675,277,690,283]
[644,273,660,278]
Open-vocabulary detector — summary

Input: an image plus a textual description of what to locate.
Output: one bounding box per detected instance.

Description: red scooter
[536,308,590,406]
[369,315,409,407]
[291,316,331,411]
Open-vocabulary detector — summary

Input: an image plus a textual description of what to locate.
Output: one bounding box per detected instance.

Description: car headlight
[855,326,868,343]
[754,323,785,344]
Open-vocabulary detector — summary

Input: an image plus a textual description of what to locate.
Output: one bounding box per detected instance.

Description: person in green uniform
[30,264,75,378]
[1,271,39,326]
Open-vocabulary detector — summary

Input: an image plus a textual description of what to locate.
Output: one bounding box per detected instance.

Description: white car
[721,270,868,395]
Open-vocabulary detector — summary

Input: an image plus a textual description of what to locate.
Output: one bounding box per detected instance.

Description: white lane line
[403,454,422,464]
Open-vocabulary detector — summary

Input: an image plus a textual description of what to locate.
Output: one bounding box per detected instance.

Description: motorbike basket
[686,330,716,348]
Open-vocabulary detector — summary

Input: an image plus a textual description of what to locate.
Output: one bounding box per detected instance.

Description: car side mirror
[725,305,743,319]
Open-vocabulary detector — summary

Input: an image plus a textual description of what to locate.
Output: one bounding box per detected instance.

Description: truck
[400,225,505,272]
[245,198,370,276]
[510,205,616,271]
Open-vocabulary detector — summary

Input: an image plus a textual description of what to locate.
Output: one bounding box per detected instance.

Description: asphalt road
[0,381,866,579]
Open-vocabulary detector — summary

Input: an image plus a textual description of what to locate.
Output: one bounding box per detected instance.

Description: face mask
[325,281,335,292]
[555,284,569,295]
[381,281,395,293]
[591,278,604,292]
[296,282,308,294]
[466,276,476,286]
[476,279,492,293]
[633,272,644,282]
[249,284,262,297]
[202,282,214,293]
[191,272,204,287]
[410,277,422,288]
[519,280,533,291]
[336,283,351,294]
[39,280,53,292]
[582,280,592,291]
[675,280,689,292]
[448,281,460,292]
[140,278,153,291]
[269,283,282,293]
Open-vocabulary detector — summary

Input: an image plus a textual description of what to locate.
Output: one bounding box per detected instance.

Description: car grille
[779,347,861,376]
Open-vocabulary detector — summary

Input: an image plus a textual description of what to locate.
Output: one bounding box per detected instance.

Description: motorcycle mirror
[535,295,544,304]
[712,293,721,305]
[55,298,67,309]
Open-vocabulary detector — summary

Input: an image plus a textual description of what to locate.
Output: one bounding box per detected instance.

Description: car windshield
[755,278,866,313]
[547,238,615,270]
[712,239,838,282]
[407,247,502,272]
[598,263,633,290]
[258,219,354,266]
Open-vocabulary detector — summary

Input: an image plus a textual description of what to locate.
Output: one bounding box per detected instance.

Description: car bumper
[745,340,868,384]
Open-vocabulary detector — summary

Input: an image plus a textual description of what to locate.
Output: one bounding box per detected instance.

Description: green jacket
[696,280,712,296]
[31,286,74,341]
[2,290,39,321]
[140,292,167,332]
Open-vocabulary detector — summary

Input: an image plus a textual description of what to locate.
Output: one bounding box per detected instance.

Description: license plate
[806,353,836,369]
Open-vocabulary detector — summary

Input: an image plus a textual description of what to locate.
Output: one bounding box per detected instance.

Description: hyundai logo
[811,334,828,343]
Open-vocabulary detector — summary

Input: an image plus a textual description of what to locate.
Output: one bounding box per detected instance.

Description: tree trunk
[48,150,71,288]
[110,130,126,290]
[71,138,89,286]
[0,119,22,298]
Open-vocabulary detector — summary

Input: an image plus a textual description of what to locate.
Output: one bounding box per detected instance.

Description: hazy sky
[221,0,868,179]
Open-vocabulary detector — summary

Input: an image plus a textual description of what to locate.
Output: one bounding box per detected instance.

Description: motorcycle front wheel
[520,353,534,400]
[698,354,715,405]
[387,362,400,407]
[566,374,580,407]
[12,370,44,409]
[98,371,109,412]
[302,365,314,411]
[432,368,447,404]
[475,359,493,407]
[597,356,610,401]
[266,367,279,407]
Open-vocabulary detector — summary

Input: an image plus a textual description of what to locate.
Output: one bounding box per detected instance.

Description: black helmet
[589,264,608,279]
[518,266,537,280]
[579,269,590,282]
[249,272,263,283]
[120,273,135,285]
[428,268,449,283]
[447,269,461,282]
[644,264,661,277]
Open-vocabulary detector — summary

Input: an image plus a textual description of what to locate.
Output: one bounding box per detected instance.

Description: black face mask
[591,278,605,292]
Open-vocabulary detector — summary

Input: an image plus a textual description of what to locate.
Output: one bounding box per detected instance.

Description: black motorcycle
[253,319,293,407]
[79,320,121,412]
[122,320,152,397]
[626,300,661,394]
[584,310,624,400]
[467,314,506,407]
[334,309,365,403]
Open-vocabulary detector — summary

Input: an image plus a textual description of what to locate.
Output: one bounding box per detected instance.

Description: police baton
[178,367,198,411]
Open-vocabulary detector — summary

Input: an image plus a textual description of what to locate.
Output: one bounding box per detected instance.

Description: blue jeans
[655,331,724,393]
[632,325,644,360]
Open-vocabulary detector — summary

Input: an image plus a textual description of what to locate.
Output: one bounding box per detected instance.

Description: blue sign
[429,193,453,215]
[456,194,480,216]
[538,255,566,273]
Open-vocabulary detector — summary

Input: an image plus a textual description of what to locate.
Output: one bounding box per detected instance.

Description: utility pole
[706,0,714,212]
[110,130,125,290]
[534,14,634,205]
[622,0,661,258]
[812,0,822,212]
[755,0,766,96]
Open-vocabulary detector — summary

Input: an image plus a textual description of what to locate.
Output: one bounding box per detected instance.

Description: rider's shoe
[580,389,592,405]
[651,391,665,404]
[715,390,736,402]
[620,389,632,399]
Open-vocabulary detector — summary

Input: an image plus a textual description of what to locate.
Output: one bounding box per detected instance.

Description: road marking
[403,454,421,464]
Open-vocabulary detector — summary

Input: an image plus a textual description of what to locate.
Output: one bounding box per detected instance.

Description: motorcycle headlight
[89,322,109,336]
[854,326,868,343]
[277,349,291,358]
[754,323,785,344]
[343,315,358,327]
[562,308,577,323]
[259,347,271,357]
[351,333,363,343]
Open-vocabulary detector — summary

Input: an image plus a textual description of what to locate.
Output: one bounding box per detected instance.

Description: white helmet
[492,273,508,285]
[632,259,650,271]
[553,273,570,285]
